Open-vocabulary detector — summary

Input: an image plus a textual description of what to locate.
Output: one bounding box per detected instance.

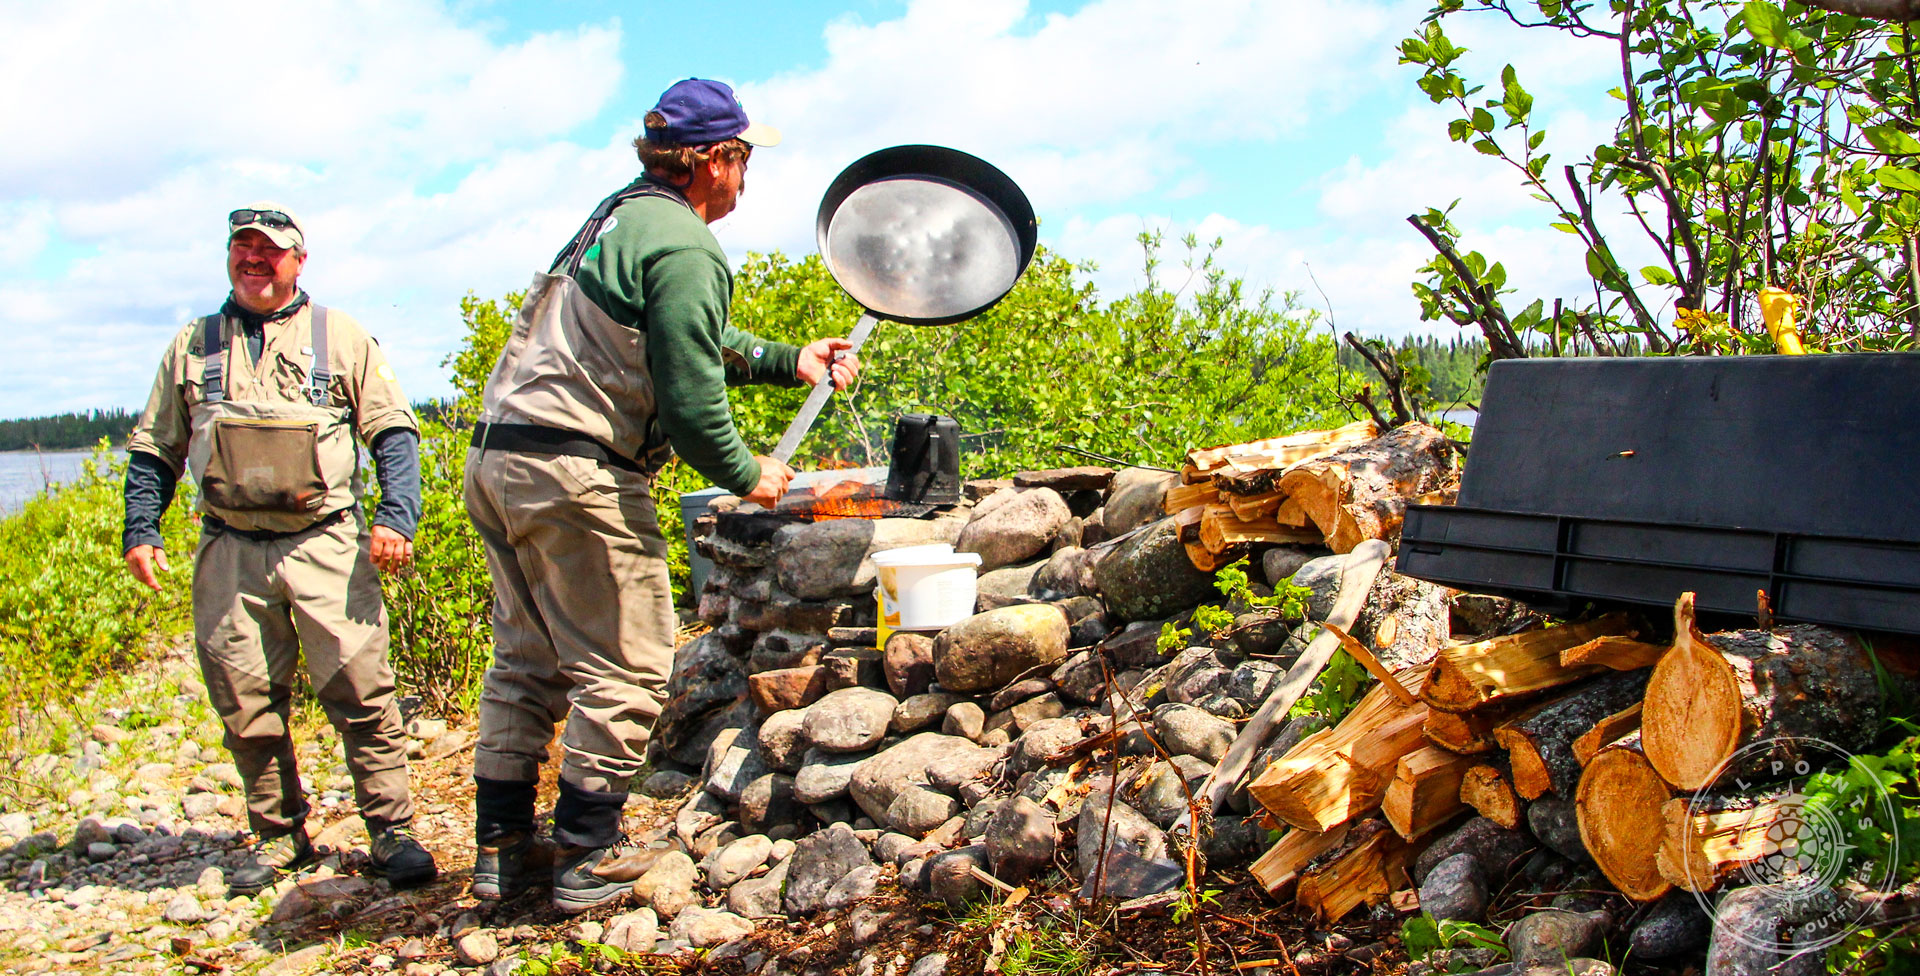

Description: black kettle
[885,414,961,504]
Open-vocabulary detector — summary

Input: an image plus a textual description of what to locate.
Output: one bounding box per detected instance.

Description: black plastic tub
[1396,354,1920,633]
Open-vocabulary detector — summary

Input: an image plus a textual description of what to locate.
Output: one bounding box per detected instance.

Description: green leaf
[1743,1,1791,48]
[1471,107,1496,133]
[1471,138,1501,156]
[1642,265,1679,286]
[1878,166,1920,193]
[1865,125,1920,157]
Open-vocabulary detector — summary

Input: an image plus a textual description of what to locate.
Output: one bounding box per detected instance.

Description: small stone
[639,770,696,798]
[452,930,500,967]
[1152,703,1234,763]
[926,845,991,905]
[793,747,871,805]
[892,693,964,735]
[669,906,754,947]
[706,835,774,890]
[820,862,883,910]
[756,707,812,772]
[164,892,208,923]
[86,841,116,862]
[883,632,938,699]
[886,786,961,837]
[942,702,986,741]
[728,858,790,918]
[848,733,979,823]
[1074,792,1168,879]
[748,665,836,714]
[633,850,698,919]
[985,796,1054,883]
[908,952,950,976]
[181,794,221,820]
[90,724,128,744]
[783,823,874,915]
[1507,909,1610,968]
[738,773,799,832]
[603,908,660,954]
[1009,717,1085,776]
[1419,853,1489,923]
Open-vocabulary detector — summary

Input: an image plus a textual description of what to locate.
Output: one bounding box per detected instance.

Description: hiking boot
[228,830,313,897]
[471,831,553,901]
[368,823,438,889]
[551,839,660,914]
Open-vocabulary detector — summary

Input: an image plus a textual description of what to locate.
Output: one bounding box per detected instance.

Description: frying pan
[769,145,1037,462]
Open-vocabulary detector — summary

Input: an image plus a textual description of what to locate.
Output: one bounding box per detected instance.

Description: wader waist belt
[471,422,645,475]
[204,507,349,541]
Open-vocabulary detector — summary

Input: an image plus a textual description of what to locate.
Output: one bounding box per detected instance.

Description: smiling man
[121,204,436,896]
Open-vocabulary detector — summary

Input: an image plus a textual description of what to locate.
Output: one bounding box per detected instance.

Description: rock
[934,604,1070,693]
[704,727,768,802]
[671,906,754,947]
[453,930,500,967]
[163,892,208,923]
[633,850,699,919]
[748,629,829,673]
[957,487,1071,571]
[86,841,116,862]
[728,858,790,918]
[989,677,1054,712]
[1262,547,1318,588]
[655,633,751,767]
[1203,814,1267,865]
[984,796,1054,883]
[269,876,378,923]
[848,733,977,823]
[774,516,965,600]
[1288,555,1344,621]
[820,646,884,689]
[675,789,728,847]
[737,774,798,832]
[757,708,811,772]
[70,816,110,849]
[1074,792,1169,879]
[1079,845,1185,899]
[1162,646,1237,705]
[748,665,838,715]
[784,823,874,915]
[907,952,950,976]
[1010,716,1085,776]
[1049,651,1106,705]
[926,744,1003,791]
[1152,703,1234,763]
[1009,692,1066,731]
[603,908,660,954]
[943,702,986,740]
[739,594,866,635]
[1032,547,1099,600]
[793,747,871,804]
[1104,468,1179,536]
[1506,909,1610,969]
[892,693,964,734]
[261,946,332,975]
[883,632,939,698]
[639,770,696,798]
[1527,797,1591,864]
[1629,894,1711,960]
[1092,517,1218,622]
[1704,886,1826,976]
[1415,817,1536,884]
[975,561,1046,612]
[1124,755,1213,827]
[1225,659,1286,703]
[803,687,899,752]
[818,862,883,910]
[1420,853,1489,923]
[887,787,962,837]
[926,844,991,906]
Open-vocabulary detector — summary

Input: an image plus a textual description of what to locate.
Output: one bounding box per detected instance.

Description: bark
[1559,635,1669,671]
[1571,701,1642,768]
[1352,570,1449,672]
[1276,422,1458,553]
[1420,614,1637,713]
[1493,669,1651,799]
[1643,593,1884,791]
[1575,732,1675,902]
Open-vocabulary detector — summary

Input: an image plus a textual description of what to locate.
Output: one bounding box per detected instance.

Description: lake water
[0,449,123,517]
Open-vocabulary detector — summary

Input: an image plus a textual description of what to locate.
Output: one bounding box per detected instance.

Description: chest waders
[188,306,360,534]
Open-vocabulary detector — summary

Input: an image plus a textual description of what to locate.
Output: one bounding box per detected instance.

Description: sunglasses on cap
[229,209,296,230]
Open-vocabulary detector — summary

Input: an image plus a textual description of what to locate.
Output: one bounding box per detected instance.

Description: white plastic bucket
[872,543,981,632]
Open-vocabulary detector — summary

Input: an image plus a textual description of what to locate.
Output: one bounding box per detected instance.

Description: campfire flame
[777,479,915,520]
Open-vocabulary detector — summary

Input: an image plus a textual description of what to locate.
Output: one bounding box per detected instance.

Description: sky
[0,0,1636,419]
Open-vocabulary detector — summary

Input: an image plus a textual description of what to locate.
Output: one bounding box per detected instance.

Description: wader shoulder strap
[307,305,332,406]
[550,181,694,278]
[199,315,227,403]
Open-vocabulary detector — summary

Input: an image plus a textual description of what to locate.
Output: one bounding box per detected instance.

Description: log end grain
[1576,739,1674,902]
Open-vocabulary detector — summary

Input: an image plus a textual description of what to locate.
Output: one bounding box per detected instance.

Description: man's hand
[370,525,414,574]
[796,337,861,390]
[744,455,795,508]
[125,545,170,593]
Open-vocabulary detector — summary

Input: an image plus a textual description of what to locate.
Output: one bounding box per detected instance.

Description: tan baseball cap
[229,202,305,250]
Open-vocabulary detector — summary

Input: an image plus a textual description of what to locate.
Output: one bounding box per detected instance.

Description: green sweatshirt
[573,180,803,496]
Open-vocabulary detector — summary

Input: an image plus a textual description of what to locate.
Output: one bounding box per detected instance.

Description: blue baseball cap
[646,78,782,148]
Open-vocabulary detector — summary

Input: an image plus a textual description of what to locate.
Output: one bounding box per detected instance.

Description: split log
[1294,818,1415,921]
[1226,489,1284,521]
[1643,593,1884,791]
[1420,614,1636,714]
[1275,422,1458,553]
[1492,669,1650,800]
[1458,759,1524,830]
[1383,745,1475,840]
[1184,538,1246,572]
[1422,704,1514,755]
[1247,664,1432,832]
[1248,823,1350,898]
[1275,496,1308,528]
[1575,733,1674,902]
[1655,789,1796,893]
[1162,481,1219,514]
[1560,635,1669,671]
[1197,504,1321,552]
[1572,702,1642,767]
[1184,420,1379,485]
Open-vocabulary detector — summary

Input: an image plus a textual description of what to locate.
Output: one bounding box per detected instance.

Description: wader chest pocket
[201,419,327,514]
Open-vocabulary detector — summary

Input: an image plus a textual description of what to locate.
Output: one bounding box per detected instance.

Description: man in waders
[122,204,437,895]
[464,78,859,912]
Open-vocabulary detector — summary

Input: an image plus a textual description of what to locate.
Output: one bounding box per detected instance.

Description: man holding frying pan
[462,78,859,912]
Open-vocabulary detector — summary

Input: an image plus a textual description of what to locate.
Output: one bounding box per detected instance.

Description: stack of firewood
[1245,591,1900,919]
[1166,420,1458,570]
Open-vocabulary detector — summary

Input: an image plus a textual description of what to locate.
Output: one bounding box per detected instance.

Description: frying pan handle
[769,311,881,463]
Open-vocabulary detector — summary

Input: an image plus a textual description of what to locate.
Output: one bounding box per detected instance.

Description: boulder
[1103,468,1179,537]
[1152,703,1234,764]
[1073,793,1169,879]
[737,773,798,832]
[887,786,962,837]
[773,516,966,601]
[883,632,938,698]
[1288,555,1345,622]
[975,561,1045,612]
[747,665,837,714]
[802,687,899,753]
[985,796,1055,883]
[1032,547,1099,599]
[1420,853,1489,923]
[1261,547,1319,588]
[792,748,871,805]
[783,823,874,915]
[956,488,1071,571]
[848,733,978,823]
[654,633,750,767]
[1092,517,1218,622]
[933,604,1070,693]
[757,708,811,772]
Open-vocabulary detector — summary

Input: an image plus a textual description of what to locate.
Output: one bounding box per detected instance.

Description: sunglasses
[229,209,296,230]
